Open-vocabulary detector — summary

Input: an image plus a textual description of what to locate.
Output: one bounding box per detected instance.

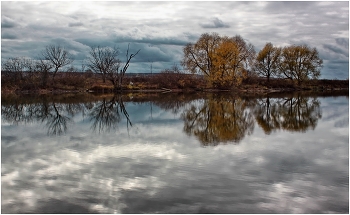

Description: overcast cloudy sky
[1,1,349,79]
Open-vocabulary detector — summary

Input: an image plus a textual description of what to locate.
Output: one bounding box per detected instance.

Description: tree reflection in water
[1,92,323,142]
[1,97,76,136]
[45,103,72,135]
[181,94,255,146]
[1,94,131,136]
[253,94,322,134]
[88,95,131,133]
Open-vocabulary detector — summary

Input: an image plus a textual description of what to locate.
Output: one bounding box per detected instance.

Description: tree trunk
[297,78,302,86]
[118,76,122,91]
[52,67,58,83]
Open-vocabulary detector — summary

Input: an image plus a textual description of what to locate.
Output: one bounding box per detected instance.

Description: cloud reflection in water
[1,92,348,213]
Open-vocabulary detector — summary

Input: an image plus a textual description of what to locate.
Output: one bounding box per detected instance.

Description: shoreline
[1,86,348,95]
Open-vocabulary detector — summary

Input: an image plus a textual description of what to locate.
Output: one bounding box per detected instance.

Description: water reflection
[88,95,131,133]
[1,96,78,136]
[253,94,322,134]
[1,94,132,135]
[2,92,324,142]
[1,92,348,213]
[181,94,254,145]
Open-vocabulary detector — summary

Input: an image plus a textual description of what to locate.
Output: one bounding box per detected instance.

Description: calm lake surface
[1,92,349,213]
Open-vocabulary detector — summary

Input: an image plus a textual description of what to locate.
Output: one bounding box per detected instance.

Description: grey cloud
[1,40,45,60]
[1,32,17,40]
[117,42,178,63]
[112,36,189,46]
[71,36,181,72]
[72,53,88,62]
[47,37,91,61]
[1,135,17,144]
[323,44,349,57]
[75,37,117,49]
[200,17,230,29]
[28,199,100,214]
[329,59,349,64]
[69,15,79,20]
[264,2,317,14]
[1,16,17,28]
[1,37,89,63]
[75,35,184,63]
[334,118,349,128]
[68,22,83,27]
[183,32,200,43]
[49,37,88,50]
[129,61,179,73]
[322,63,349,79]
[335,38,349,49]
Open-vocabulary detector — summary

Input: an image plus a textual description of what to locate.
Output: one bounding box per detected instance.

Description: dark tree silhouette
[253,94,322,134]
[87,44,140,90]
[88,95,132,133]
[42,45,74,82]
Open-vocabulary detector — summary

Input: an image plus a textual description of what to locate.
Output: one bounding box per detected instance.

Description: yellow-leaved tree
[254,42,282,83]
[279,45,323,86]
[182,33,255,88]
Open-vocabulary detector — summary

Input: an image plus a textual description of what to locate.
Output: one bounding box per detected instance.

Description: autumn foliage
[1,32,346,93]
[182,33,255,88]
[182,33,325,89]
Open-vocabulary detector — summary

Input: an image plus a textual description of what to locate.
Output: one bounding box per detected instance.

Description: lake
[1,91,349,213]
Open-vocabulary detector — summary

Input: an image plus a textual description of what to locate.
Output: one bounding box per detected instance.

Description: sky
[1,1,349,79]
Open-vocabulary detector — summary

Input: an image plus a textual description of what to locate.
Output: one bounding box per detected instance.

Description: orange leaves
[182,33,255,88]
[181,94,254,145]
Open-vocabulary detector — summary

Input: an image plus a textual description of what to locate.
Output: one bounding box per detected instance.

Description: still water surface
[1,92,349,213]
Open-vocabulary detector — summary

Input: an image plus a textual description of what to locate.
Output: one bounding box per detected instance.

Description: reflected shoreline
[2,91,348,145]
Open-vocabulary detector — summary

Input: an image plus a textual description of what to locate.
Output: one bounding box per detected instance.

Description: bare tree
[87,44,140,90]
[35,59,53,87]
[42,44,74,81]
[117,44,141,90]
[87,46,120,83]
[2,57,40,85]
[2,57,26,82]
[23,58,37,80]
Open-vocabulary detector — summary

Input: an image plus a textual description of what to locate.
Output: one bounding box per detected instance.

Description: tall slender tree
[117,44,141,90]
[254,42,281,82]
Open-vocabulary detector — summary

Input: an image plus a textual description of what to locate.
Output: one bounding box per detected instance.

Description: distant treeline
[1,69,348,94]
[1,32,348,93]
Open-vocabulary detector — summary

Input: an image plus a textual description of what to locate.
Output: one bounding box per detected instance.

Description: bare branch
[42,44,74,80]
